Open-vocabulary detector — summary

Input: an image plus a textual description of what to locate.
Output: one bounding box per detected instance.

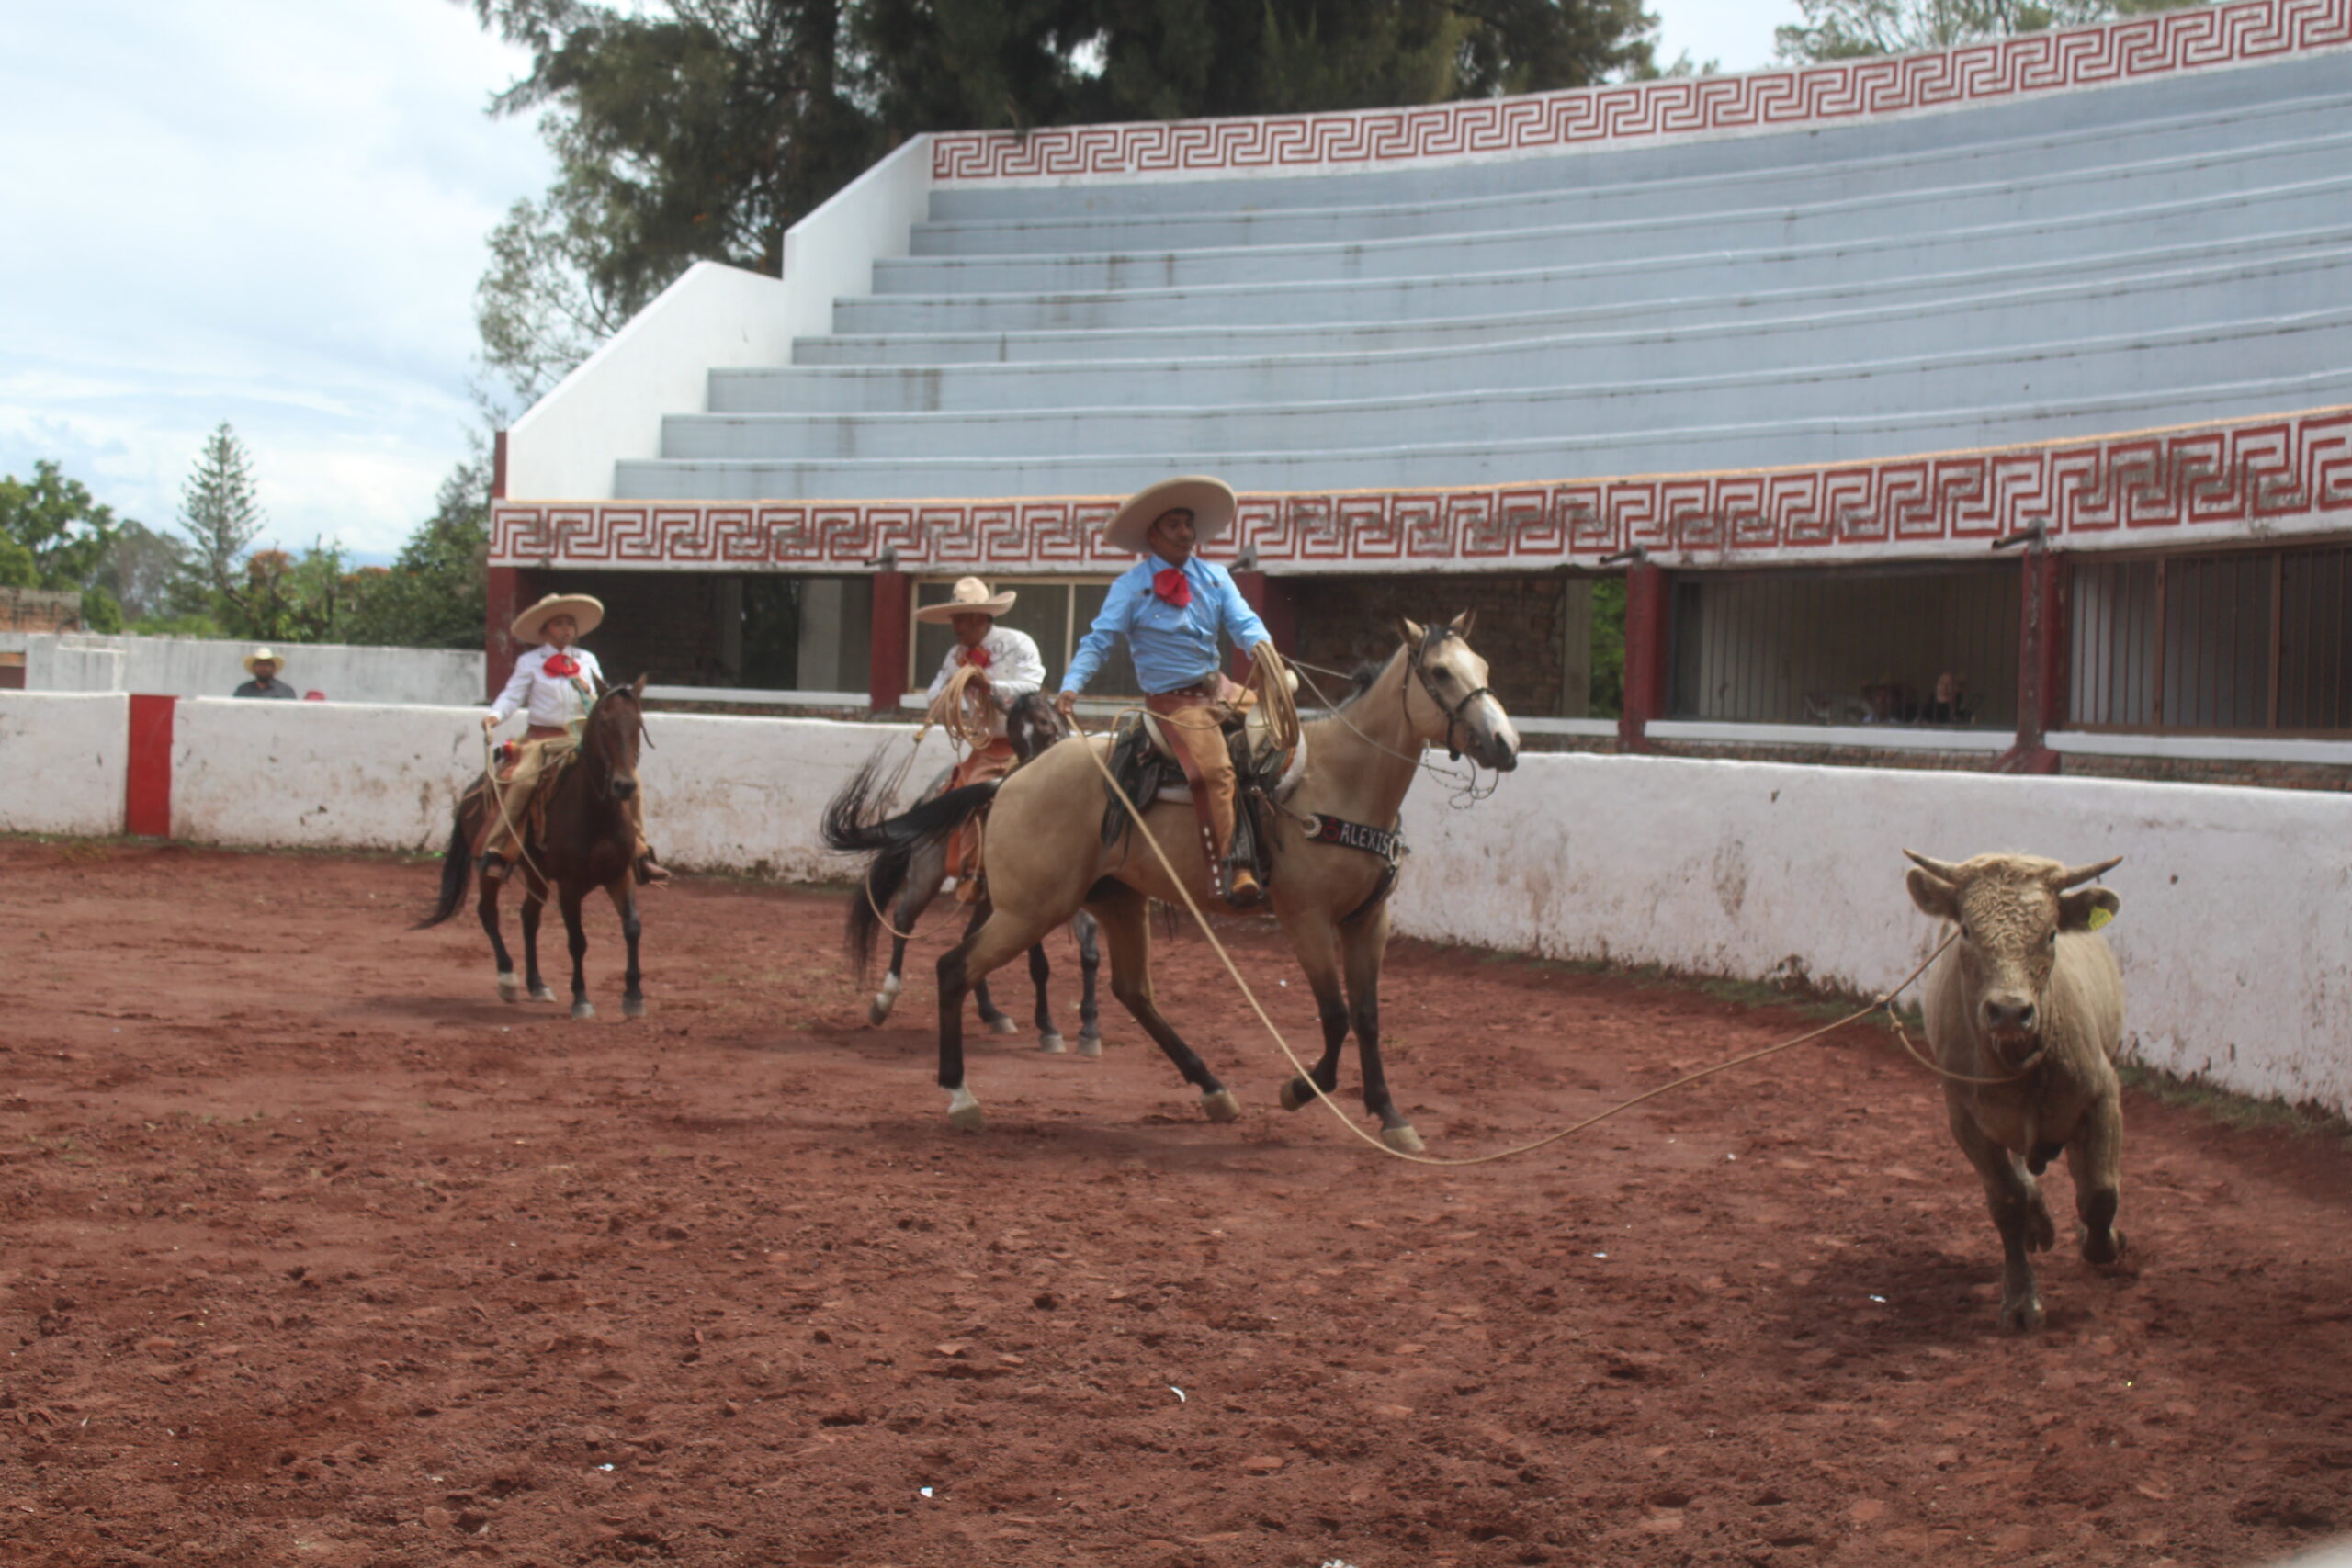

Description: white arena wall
[0,692,127,838]
[1395,754,2352,1119]
[166,699,919,884]
[1,632,483,706]
[4,692,2346,1117]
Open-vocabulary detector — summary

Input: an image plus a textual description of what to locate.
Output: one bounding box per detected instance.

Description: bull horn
[2053,854,2123,888]
[1902,849,1965,882]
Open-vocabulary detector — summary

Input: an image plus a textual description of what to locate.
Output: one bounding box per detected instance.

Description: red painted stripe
[125,694,175,838]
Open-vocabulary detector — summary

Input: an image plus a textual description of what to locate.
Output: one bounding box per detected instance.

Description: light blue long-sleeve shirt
[1062,553,1272,696]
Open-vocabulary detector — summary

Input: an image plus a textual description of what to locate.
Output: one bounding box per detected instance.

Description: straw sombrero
[242,647,285,673]
[512,592,605,643]
[1102,476,1237,556]
[913,577,1018,624]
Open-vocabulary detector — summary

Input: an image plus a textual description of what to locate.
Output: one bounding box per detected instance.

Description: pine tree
[177,423,265,595]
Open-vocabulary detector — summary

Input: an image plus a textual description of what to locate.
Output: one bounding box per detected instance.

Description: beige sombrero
[242,647,285,673]
[913,577,1018,624]
[512,592,605,643]
[1102,476,1238,556]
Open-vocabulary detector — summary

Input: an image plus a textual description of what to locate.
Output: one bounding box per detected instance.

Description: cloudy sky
[1,2,1792,563]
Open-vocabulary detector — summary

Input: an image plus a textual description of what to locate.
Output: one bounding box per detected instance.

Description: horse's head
[1005,689,1074,763]
[584,674,650,801]
[1397,613,1519,772]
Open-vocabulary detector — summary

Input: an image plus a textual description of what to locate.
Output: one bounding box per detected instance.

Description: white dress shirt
[926,625,1046,740]
[490,644,605,730]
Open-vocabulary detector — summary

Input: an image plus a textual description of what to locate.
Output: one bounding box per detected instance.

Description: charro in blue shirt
[1062,552,1272,697]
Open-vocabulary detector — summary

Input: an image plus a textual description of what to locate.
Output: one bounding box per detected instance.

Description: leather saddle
[1097,699,1306,867]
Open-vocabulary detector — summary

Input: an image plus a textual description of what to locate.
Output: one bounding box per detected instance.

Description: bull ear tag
[2087,907,2113,931]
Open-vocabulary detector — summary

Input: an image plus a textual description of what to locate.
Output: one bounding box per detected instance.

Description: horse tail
[414,786,481,930]
[823,751,1000,977]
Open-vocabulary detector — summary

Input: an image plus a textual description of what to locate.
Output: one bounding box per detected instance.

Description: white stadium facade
[490,0,2352,788]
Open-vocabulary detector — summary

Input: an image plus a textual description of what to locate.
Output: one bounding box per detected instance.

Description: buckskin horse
[418,676,650,1021]
[826,615,1519,1148]
[858,691,1102,1054]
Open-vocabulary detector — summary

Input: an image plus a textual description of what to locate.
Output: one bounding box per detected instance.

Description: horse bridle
[581,687,648,802]
[1404,627,1494,763]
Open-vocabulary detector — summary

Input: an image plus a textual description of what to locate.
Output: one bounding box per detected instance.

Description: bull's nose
[1984,998,2037,1034]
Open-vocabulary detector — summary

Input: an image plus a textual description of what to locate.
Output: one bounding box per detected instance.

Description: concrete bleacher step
[667,308,2352,462]
[874,137,2352,298]
[587,41,2352,509]
[616,365,2352,502]
[922,51,2352,222]
[796,228,2352,367]
[714,249,2352,416]
[831,178,2352,336]
[909,94,2352,258]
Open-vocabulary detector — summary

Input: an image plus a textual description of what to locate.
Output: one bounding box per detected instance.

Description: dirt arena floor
[5,838,2351,1568]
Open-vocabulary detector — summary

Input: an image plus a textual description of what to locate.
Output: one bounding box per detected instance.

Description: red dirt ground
[4,838,2350,1568]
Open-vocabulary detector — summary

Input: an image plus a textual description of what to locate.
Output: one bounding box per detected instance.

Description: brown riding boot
[635,852,672,886]
[1225,866,1265,909]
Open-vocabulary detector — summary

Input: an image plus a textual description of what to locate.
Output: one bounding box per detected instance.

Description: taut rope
[1083,726,1960,1164]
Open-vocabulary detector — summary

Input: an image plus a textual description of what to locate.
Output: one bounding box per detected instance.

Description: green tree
[461,0,1661,405]
[466,0,884,413]
[176,423,266,602]
[0,459,127,629]
[222,543,368,646]
[92,518,199,626]
[1774,0,2203,62]
[343,454,493,649]
[1587,574,1625,719]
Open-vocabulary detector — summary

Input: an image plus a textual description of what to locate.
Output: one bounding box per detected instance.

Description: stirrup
[1224,868,1265,909]
[635,853,672,886]
[479,852,511,885]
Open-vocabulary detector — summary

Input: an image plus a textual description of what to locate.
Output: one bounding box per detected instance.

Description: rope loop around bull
[1080,725,1967,1167]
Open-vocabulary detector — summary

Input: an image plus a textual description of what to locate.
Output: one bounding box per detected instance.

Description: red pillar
[868,570,912,712]
[486,565,527,703]
[1230,570,1296,681]
[1998,546,2068,773]
[1618,560,1671,752]
[125,694,175,838]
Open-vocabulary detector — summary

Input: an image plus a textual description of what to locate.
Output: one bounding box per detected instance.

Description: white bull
[1904,849,2128,1332]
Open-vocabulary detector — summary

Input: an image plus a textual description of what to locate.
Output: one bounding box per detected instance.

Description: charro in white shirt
[490,644,606,731]
[925,625,1046,740]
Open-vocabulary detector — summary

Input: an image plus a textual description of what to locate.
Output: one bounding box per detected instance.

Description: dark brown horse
[418,676,650,1020]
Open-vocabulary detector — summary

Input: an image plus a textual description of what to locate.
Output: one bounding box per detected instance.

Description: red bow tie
[1152,568,1192,609]
[959,644,992,670]
[542,652,580,679]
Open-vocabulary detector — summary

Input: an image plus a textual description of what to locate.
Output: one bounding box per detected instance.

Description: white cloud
[0,0,555,557]
[1652,1,1803,74]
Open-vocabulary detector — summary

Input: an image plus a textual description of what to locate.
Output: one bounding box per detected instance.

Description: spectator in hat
[233,649,298,699]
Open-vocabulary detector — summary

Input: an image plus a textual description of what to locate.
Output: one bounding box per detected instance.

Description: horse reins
[1404,627,1495,765]
[1284,647,1498,807]
[482,686,641,884]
